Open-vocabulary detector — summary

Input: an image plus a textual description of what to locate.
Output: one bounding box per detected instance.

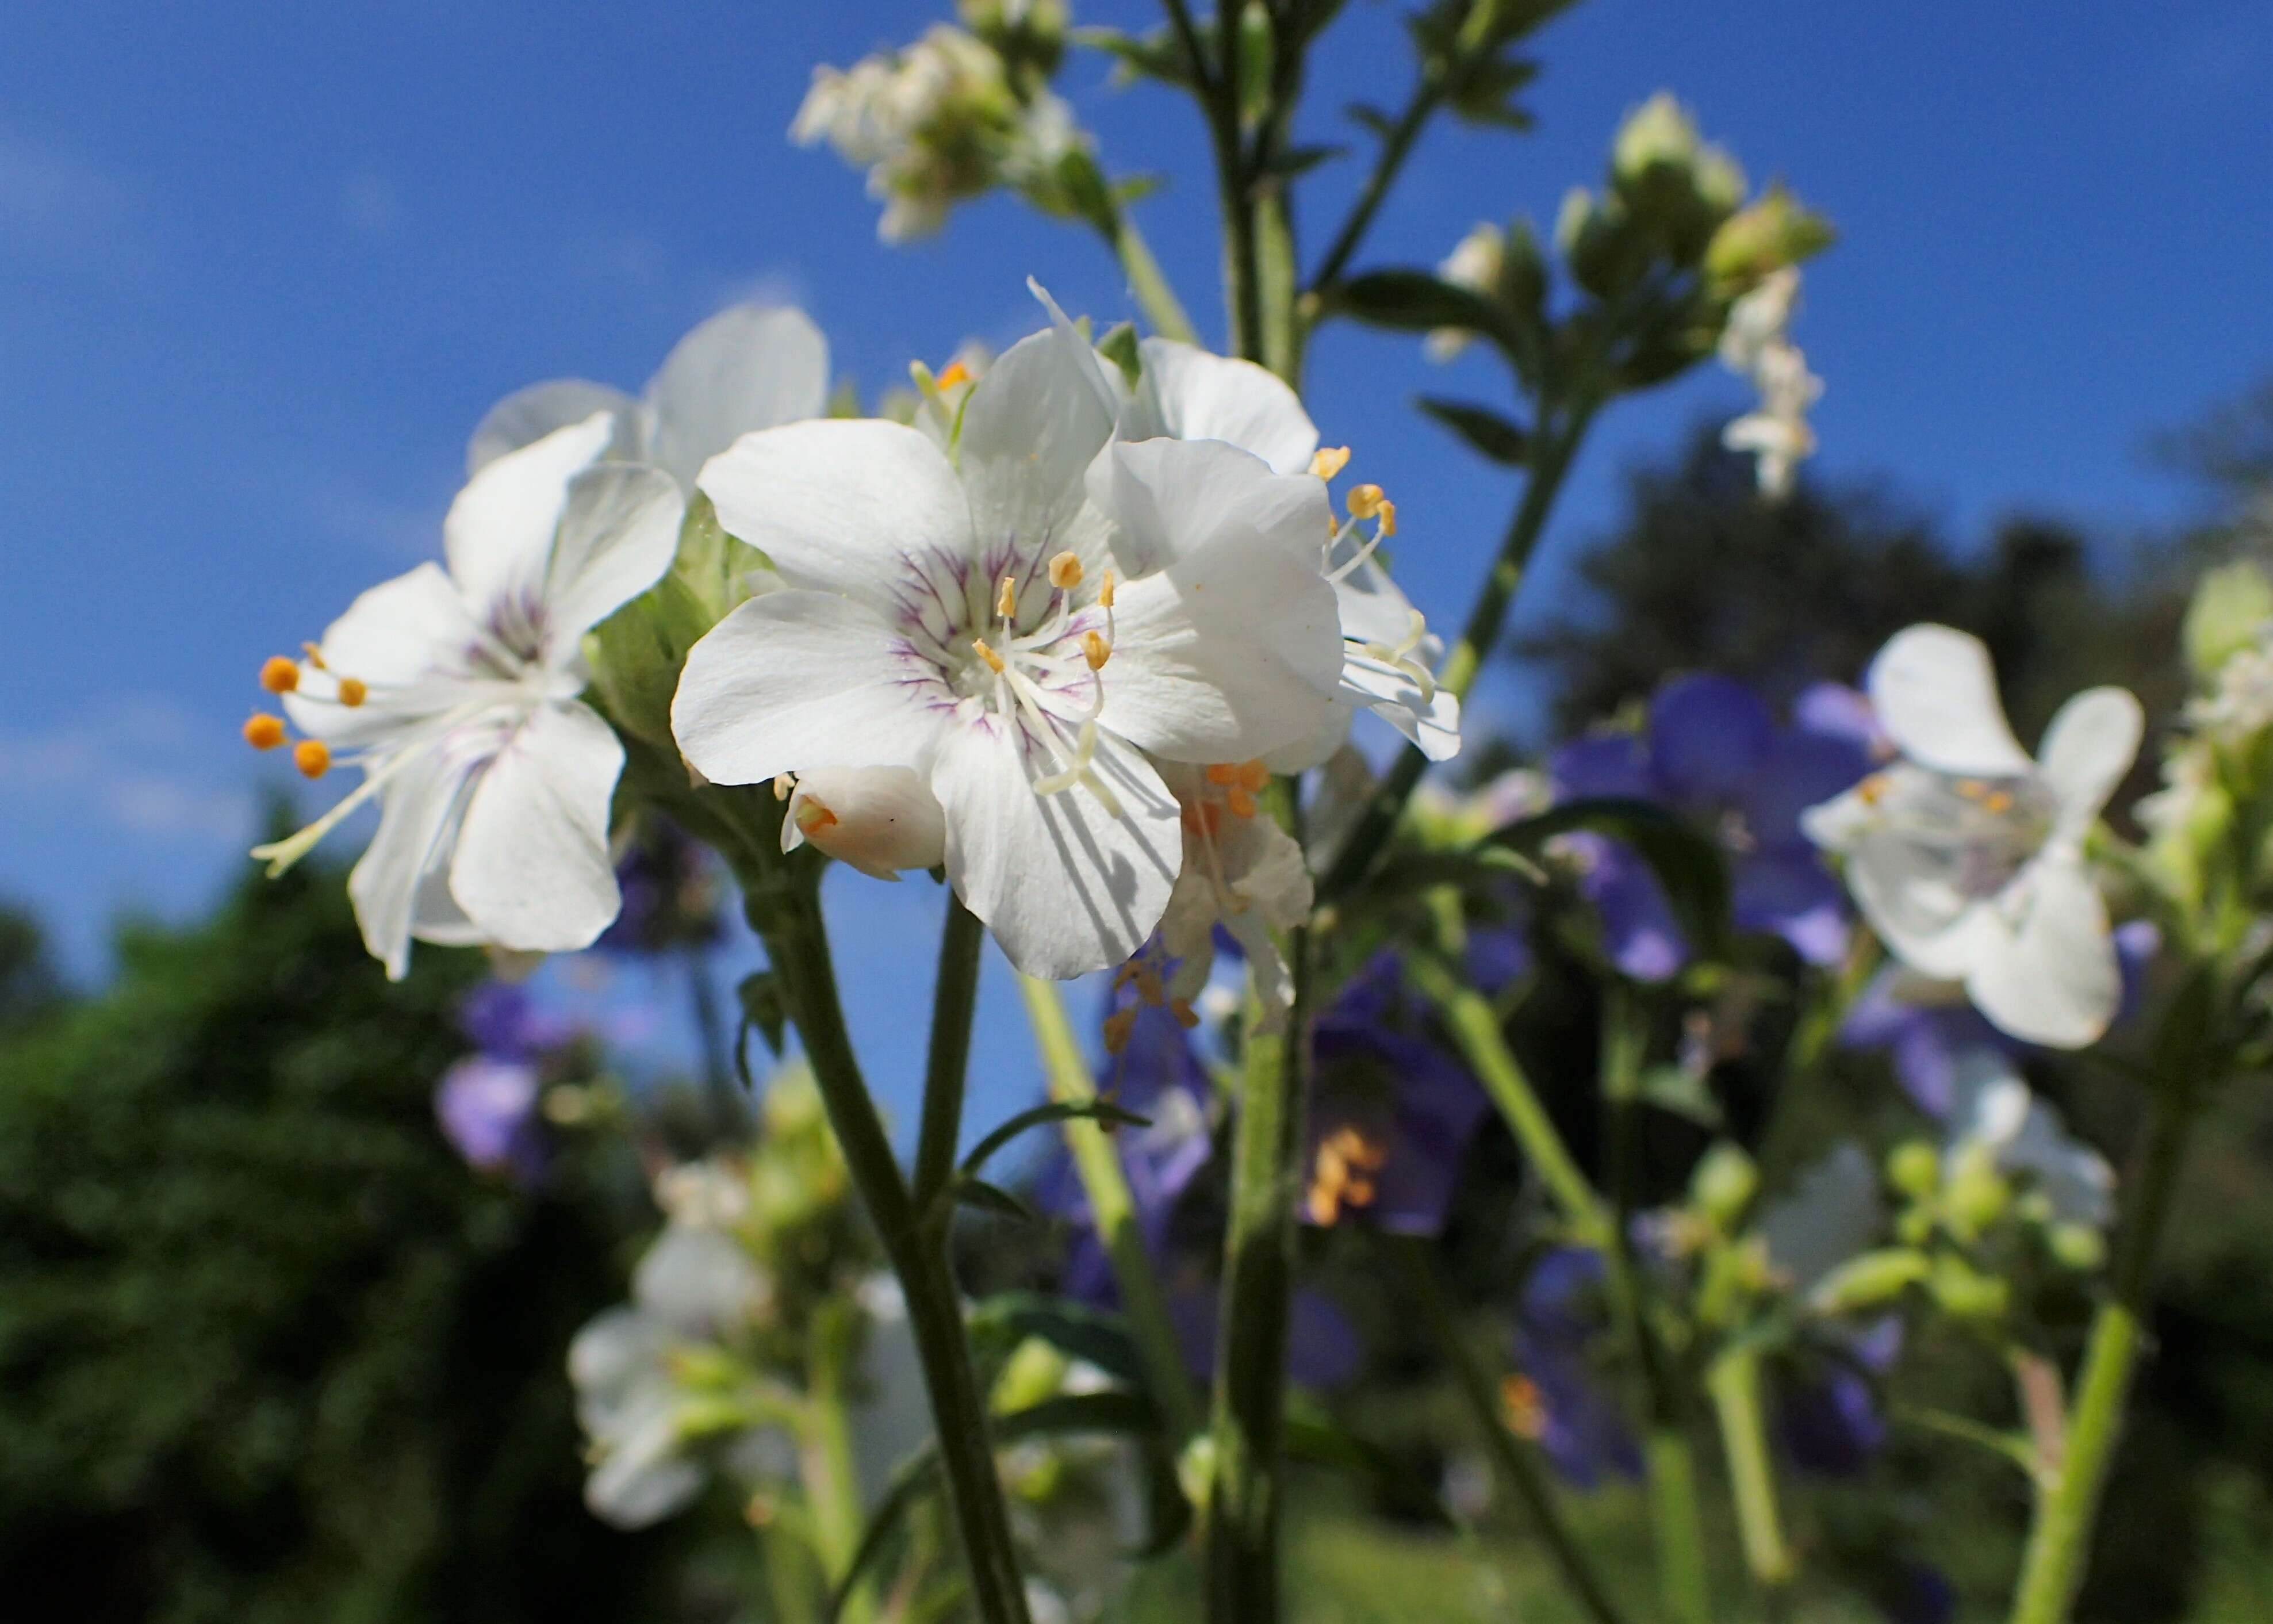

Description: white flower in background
[791,25,1076,242]
[902,339,994,449]
[1945,1050,2115,1231]
[1425,221,1506,362]
[1802,624,2143,1048]
[1758,1142,1884,1293]
[673,296,1343,978]
[1718,267,1820,499]
[1155,760,1314,1027]
[248,416,683,978]
[468,304,829,494]
[1107,329,1461,768]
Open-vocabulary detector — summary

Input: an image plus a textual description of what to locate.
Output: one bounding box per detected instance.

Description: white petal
[1865,624,2033,776]
[1091,440,1342,761]
[672,592,948,785]
[1259,703,1354,774]
[957,320,1118,579]
[645,304,830,491]
[2036,687,2143,833]
[697,419,971,607]
[467,380,645,476]
[782,765,947,878]
[287,562,480,745]
[446,412,617,618]
[448,701,626,954]
[1341,661,1462,761]
[1965,852,2121,1048]
[633,1224,767,1338]
[1845,826,1997,981]
[930,721,1179,979]
[584,1391,706,1529]
[347,744,477,980]
[1124,336,1320,475]
[543,463,684,646]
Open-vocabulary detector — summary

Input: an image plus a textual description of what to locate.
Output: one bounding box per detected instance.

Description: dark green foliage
[0,861,679,1624]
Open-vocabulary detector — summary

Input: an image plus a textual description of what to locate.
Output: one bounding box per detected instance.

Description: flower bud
[1928,1254,2008,1321]
[2182,560,2273,681]
[1612,93,1701,187]
[1942,1143,2011,1241]
[780,767,948,879]
[1808,1247,1930,1316]
[1704,184,1836,286]
[1886,1140,1941,1201]
[1611,94,1745,264]
[1557,187,1647,299]
[1689,1142,1758,1230]
[2047,1221,2107,1273]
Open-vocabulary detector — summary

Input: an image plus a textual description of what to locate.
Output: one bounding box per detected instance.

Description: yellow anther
[772,773,794,801]
[1103,1005,1138,1055]
[1098,568,1115,610]
[336,676,369,707]
[935,359,971,390]
[300,641,329,671]
[1955,778,1988,800]
[1346,483,1385,519]
[1858,772,1887,806]
[1501,1374,1547,1439]
[1082,630,1111,670]
[972,638,1006,674]
[243,714,287,751]
[996,574,1018,620]
[1309,445,1351,480]
[1375,498,1397,537]
[1984,789,2014,814]
[260,655,301,694]
[1048,550,1084,589]
[292,739,332,779]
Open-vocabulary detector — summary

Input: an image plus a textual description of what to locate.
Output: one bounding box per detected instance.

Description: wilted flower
[1551,673,1873,977]
[1803,625,2143,1047]
[673,290,1342,978]
[1155,759,1312,1028]
[468,304,829,494]
[248,416,683,977]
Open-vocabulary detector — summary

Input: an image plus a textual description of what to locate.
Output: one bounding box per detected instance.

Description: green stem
[1306,75,1443,296]
[1397,1238,1632,1624]
[1205,933,1312,1624]
[745,880,1032,1624]
[2006,1066,2199,1624]
[1319,403,1597,901]
[1708,1346,1793,1591]
[1106,211,1200,344]
[914,894,986,1213]
[1014,972,1203,1442]
[1601,983,1714,1624]
[806,1313,875,1624]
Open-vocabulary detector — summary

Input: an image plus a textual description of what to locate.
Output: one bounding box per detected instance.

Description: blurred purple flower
[1462,924,1534,997]
[459,980,570,1063]
[1509,1247,1642,1487]
[1303,952,1491,1236]
[597,817,723,957]
[1775,1317,1902,1477]
[1551,674,1875,978]
[436,1055,545,1181]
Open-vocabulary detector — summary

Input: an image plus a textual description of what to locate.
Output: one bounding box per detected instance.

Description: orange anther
[1206,762,1242,786]
[1236,760,1270,791]
[934,359,971,390]
[1047,550,1083,589]
[1226,785,1257,819]
[1102,1006,1138,1054]
[336,676,369,707]
[1170,998,1199,1029]
[259,655,301,694]
[243,714,287,750]
[292,739,332,778]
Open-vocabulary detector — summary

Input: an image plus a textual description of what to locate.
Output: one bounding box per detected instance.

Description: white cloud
[0,698,256,847]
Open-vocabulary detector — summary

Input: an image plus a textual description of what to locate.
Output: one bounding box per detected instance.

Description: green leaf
[968,1292,1150,1389]
[953,1175,1038,1224]
[1264,143,1347,179]
[1330,270,1527,365]
[1095,321,1143,390]
[1344,101,1394,138]
[1284,1408,1455,1528]
[961,1100,1152,1180]
[1414,397,1528,465]
[1075,24,1199,90]
[733,971,786,1085]
[1491,796,1733,960]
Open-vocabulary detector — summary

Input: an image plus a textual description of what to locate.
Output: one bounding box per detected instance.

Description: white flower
[1802,624,2142,1048]
[1719,267,1820,500]
[1155,759,1314,1026]
[468,302,829,494]
[673,298,1343,978]
[1425,222,1505,362]
[1111,331,1461,768]
[254,416,683,978]
[779,765,948,880]
[1758,1142,1884,1292]
[1945,1050,2114,1231]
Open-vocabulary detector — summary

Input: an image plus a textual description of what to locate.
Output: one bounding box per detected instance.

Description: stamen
[1226,785,1256,819]
[1170,998,1199,1029]
[1098,569,1115,610]
[1205,763,1242,786]
[772,773,794,801]
[1081,630,1111,670]
[1984,789,2014,814]
[1103,1006,1138,1054]
[1346,483,1385,520]
[1047,550,1083,589]
[996,574,1017,621]
[243,714,287,750]
[1858,773,1887,807]
[935,359,971,390]
[260,655,301,694]
[301,642,329,671]
[336,677,369,708]
[1309,445,1351,480]
[1375,498,1397,537]
[972,638,1006,674]
[293,740,332,779]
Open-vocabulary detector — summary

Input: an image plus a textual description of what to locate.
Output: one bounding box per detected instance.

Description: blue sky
[2,1,2267,1135]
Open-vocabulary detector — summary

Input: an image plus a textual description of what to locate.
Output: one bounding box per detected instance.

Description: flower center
[1860,766,2056,901]
[1306,1123,1389,1225]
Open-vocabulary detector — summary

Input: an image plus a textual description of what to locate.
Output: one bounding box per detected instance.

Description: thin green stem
[1306,76,1443,296]
[1397,1238,1632,1624]
[1205,920,1312,1624]
[1708,1346,1793,1592]
[915,894,986,1214]
[805,1311,875,1624]
[1014,972,1203,1442]
[2006,1064,2199,1624]
[1105,211,1200,344]
[744,880,1031,1624]
[1642,1431,1714,1624]
[1320,403,1597,901]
